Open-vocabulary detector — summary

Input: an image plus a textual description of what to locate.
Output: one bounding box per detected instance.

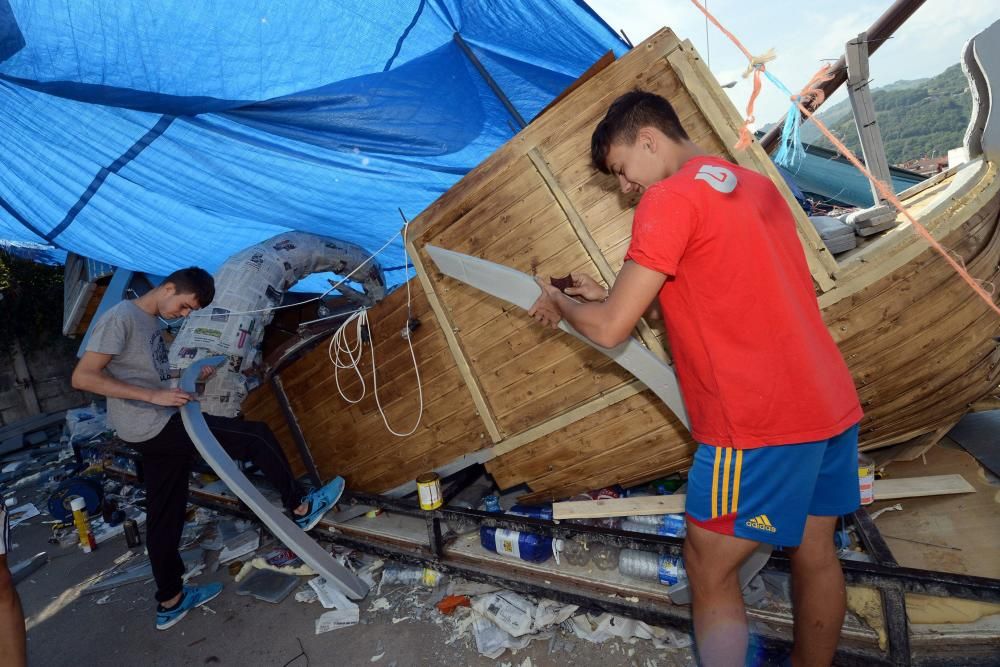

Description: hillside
[799,63,970,164]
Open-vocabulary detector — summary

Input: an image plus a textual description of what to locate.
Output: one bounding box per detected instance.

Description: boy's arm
[72,351,194,407]
[528,260,666,348]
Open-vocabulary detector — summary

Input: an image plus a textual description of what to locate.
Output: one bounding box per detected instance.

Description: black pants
[131,413,305,603]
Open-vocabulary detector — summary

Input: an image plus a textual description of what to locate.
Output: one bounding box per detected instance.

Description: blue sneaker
[294,476,345,531]
[155,582,223,630]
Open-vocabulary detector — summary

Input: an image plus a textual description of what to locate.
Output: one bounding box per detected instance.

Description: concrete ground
[12,518,696,666]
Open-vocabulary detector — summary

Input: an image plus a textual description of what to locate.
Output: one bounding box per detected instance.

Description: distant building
[897,156,948,176]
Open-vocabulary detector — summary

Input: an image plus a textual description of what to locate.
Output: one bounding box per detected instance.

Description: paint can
[858,453,875,505]
[416,472,443,510]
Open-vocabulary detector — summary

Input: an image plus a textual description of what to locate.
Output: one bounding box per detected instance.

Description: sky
[586,1,998,130]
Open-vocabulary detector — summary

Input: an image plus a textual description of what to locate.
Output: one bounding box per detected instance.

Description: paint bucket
[416,472,442,510]
[858,453,875,506]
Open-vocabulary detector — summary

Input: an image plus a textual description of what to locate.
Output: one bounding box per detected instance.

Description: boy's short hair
[163,267,215,307]
[590,90,690,173]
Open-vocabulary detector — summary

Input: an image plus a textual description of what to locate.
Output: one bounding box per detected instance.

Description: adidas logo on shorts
[746,514,777,533]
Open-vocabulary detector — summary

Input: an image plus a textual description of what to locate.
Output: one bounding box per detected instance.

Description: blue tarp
[0,1,626,291]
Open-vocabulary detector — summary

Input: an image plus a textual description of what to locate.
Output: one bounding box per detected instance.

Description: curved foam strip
[179,357,368,599]
[424,245,690,428]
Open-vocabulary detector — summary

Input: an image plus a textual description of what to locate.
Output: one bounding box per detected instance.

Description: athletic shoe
[294,476,345,532]
[155,582,223,630]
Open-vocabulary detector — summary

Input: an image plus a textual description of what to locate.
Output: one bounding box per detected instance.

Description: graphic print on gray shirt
[86,300,176,442]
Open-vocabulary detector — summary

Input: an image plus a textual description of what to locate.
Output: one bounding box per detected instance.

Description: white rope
[327,222,423,437]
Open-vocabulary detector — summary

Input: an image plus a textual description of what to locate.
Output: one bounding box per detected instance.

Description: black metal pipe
[850,509,911,664]
[271,373,322,487]
[453,32,528,130]
[343,489,1000,604]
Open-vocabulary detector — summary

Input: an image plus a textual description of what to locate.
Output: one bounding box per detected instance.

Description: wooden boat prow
[244,22,1000,503]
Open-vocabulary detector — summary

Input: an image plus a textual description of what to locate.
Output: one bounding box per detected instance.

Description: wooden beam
[405,240,503,443]
[874,474,975,500]
[551,474,974,519]
[553,494,685,520]
[535,51,616,121]
[526,148,669,360]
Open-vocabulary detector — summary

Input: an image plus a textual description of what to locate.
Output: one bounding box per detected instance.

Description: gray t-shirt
[86,300,176,442]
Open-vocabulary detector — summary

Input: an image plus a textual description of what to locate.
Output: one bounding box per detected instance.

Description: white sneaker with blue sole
[156,582,223,630]
[294,476,345,532]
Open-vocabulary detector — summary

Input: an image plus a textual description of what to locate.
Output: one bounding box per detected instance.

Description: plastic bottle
[381,564,443,587]
[621,516,686,538]
[560,538,591,567]
[444,475,494,536]
[71,496,97,553]
[589,542,621,571]
[858,452,876,505]
[482,495,502,513]
[480,526,552,563]
[618,549,686,585]
[507,504,553,521]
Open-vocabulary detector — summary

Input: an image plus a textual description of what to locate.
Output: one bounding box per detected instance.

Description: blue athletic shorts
[686,424,860,547]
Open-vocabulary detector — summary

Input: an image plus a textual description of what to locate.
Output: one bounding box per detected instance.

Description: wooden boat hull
[243,27,1000,503]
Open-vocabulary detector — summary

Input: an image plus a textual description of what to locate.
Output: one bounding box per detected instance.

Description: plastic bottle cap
[70,496,88,512]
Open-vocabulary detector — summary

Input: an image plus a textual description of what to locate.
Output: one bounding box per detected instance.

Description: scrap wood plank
[553,495,685,520]
[552,474,975,519]
[873,473,976,500]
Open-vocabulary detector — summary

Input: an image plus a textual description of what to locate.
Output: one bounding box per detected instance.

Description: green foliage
[804,64,971,164]
[0,251,68,354]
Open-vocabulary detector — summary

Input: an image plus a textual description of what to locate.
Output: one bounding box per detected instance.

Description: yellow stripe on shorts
[731,449,743,515]
[711,447,722,519]
[721,447,732,518]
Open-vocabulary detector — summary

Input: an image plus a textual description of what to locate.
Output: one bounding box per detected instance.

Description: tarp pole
[453,32,527,130]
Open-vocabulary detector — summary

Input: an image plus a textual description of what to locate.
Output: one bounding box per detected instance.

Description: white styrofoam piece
[179,358,367,599]
[424,245,690,428]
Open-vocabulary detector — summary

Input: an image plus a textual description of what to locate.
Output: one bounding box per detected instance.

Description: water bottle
[480,526,552,563]
[507,504,553,521]
[444,475,494,535]
[560,538,591,566]
[618,549,686,585]
[482,495,502,513]
[590,542,620,571]
[381,564,442,587]
[621,515,686,538]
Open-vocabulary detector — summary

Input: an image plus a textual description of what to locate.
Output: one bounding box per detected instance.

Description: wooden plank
[873,474,975,500]
[406,241,502,442]
[553,494,686,520]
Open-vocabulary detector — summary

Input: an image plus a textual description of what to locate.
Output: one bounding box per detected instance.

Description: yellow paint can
[416,472,443,510]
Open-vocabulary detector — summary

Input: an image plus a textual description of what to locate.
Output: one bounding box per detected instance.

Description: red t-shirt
[624,156,862,448]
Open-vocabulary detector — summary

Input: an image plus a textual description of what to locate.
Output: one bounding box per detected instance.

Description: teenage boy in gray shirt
[73,267,344,630]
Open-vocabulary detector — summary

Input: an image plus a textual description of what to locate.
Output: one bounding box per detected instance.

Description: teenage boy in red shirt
[528,90,862,667]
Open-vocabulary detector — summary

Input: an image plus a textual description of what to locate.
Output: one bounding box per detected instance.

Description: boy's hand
[149,388,196,406]
[563,273,608,302]
[198,365,216,381]
[528,279,564,329]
